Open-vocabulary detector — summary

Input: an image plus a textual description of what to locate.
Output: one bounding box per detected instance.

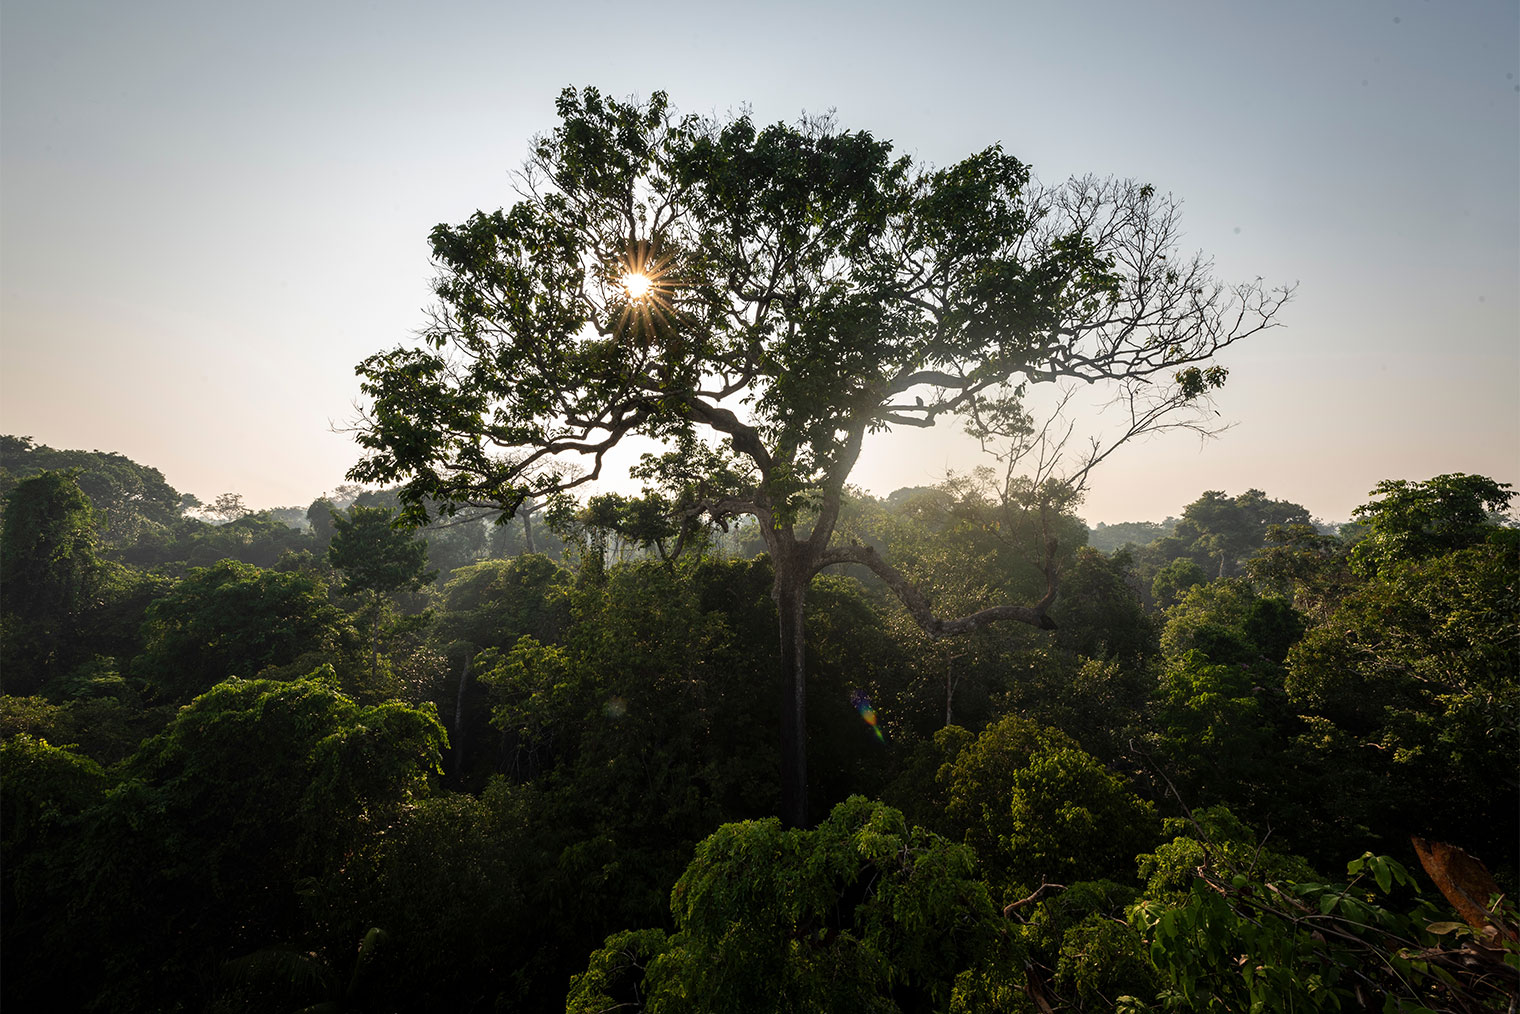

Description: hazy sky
[3,0,1516,524]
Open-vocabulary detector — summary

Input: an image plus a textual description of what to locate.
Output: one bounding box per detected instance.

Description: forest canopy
[1,90,1515,1014]
[2,457,1514,1012]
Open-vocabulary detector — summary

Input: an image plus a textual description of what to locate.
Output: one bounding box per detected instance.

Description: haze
[2,0,1515,524]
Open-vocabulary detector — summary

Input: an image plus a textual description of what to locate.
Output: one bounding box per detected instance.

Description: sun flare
[614,239,681,342]
[622,271,653,300]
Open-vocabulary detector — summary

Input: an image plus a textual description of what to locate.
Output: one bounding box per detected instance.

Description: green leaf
[1424,921,1468,936]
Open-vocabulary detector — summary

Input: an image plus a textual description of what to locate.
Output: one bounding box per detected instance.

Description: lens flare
[850,690,885,743]
[622,272,653,299]
[612,238,681,344]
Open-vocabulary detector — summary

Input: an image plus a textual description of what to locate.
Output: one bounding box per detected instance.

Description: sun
[613,238,683,344]
[622,271,654,300]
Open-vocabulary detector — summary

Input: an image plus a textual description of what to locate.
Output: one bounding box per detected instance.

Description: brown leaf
[1411,837,1517,944]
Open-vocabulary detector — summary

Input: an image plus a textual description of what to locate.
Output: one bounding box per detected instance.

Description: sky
[2,0,1516,525]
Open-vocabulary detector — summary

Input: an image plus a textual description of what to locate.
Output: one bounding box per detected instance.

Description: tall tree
[328,505,435,678]
[1171,488,1312,579]
[349,88,1290,826]
[135,560,348,701]
[328,505,434,602]
[567,797,1004,1014]
[207,492,252,523]
[0,471,101,625]
[306,495,339,546]
[0,471,108,693]
[1,673,446,1011]
[135,559,348,702]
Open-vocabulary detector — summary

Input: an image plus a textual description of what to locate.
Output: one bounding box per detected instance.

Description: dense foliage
[0,85,1512,1014]
[2,438,1514,1012]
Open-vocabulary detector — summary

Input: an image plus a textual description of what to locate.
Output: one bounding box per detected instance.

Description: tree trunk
[522,500,536,554]
[945,652,955,728]
[370,590,381,681]
[775,572,809,829]
[453,652,472,776]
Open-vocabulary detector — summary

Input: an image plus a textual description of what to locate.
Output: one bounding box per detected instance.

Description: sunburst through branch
[614,237,680,343]
[622,271,653,299]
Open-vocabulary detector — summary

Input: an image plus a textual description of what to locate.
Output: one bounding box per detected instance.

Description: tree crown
[350,87,1290,539]
[1348,473,1514,576]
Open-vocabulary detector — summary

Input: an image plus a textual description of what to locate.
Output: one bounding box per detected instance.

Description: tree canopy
[0,436,184,548]
[0,471,101,625]
[352,87,1288,533]
[135,560,349,701]
[327,504,434,601]
[349,87,1289,826]
[1,444,1515,1011]
[1348,473,1514,576]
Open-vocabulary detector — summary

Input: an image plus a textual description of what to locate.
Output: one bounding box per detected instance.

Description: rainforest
[1,432,1515,1012]
[3,79,1518,1014]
